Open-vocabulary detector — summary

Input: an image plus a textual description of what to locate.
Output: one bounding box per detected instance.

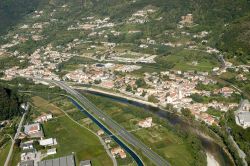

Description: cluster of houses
[68,16,114,31]
[97,129,127,159]
[18,113,60,166]
[65,65,239,125]
[95,117,154,160]
[0,1,249,131]
[127,8,156,24]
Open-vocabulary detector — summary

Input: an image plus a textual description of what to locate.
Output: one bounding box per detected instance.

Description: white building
[47,148,57,155]
[34,114,53,123]
[39,138,57,146]
[237,112,250,129]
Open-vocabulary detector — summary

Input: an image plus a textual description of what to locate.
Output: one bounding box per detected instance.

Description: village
[12,103,157,166]
[0,3,249,129]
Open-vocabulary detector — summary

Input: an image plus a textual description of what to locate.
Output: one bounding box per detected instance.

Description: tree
[0,86,22,121]
[126,85,132,92]
[135,78,147,88]
[181,108,194,120]
[148,95,159,103]
[94,79,101,84]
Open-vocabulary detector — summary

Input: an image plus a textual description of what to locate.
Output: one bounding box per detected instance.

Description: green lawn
[42,115,113,166]
[0,141,11,166]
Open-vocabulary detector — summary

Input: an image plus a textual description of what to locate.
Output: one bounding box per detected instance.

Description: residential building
[39,138,57,146]
[138,117,153,128]
[34,114,53,123]
[24,123,44,138]
[111,147,127,159]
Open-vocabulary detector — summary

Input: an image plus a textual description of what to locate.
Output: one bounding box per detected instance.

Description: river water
[69,97,144,166]
[81,90,234,166]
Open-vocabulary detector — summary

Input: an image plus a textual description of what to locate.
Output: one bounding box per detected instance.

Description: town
[0,1,250,166]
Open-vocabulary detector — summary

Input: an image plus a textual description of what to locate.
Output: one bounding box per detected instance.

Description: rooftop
[38,155,75,166]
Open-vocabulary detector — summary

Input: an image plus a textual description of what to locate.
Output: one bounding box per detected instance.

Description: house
[21,151,38,161]
[104,138,111,144]
[24,123,44,138]
[138,117,153,128]
[97,130,104,136]
[20,140,34,150]
[34,114,53,123]
[111,147,127,159]
[219,87,234,97]
[80,160,92,166]
[39,138,57,146]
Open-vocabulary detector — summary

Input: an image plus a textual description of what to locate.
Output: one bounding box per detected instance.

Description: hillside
[0,87,22,120]
[0,0,250,165]
[0,0,41,34]
[0,0,249,56]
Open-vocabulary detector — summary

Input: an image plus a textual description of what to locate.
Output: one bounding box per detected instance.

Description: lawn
[0,141,11,166]
[42,115,113,166]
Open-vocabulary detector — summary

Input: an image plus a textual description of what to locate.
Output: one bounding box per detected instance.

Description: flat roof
[80,160,91,166]
[38,155,75,166]
[20,160,34,166]
[238,112,250,122]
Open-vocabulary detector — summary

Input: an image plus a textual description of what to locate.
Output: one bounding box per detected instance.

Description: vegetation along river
[81,89,234,166]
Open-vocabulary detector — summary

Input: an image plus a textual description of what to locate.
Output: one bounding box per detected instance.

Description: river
[81,89,234,166]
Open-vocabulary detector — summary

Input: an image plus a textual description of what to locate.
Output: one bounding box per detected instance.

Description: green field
[0,141,11,166]
[42,115,113,166]
[84,93,206,166]
[8,146,21,166]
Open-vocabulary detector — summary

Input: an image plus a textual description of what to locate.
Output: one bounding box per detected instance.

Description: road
[4,111,27,166]
[41,79,170,166]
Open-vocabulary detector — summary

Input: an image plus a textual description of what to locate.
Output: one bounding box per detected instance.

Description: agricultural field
[42,115,113,166]
[32,96,63,115]
[83,92,206,166]
[31,95,135,166]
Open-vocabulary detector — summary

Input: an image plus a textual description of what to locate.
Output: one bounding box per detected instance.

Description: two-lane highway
[44,79,170,166]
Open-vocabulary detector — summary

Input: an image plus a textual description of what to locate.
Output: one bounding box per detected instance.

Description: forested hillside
[0,87,22,120]
[0,0,41,34]
[1,0,250,55]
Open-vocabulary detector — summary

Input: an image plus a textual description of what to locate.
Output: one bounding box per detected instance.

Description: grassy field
[48,96,136,165]
[30,95,113,166]
[32,96,63,115]
[8,146,21,166]
[84,93,204,166]
[42,115,113,166]
[0,141,11,166]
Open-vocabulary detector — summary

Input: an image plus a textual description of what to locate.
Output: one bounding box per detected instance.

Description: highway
[44,79,170,166]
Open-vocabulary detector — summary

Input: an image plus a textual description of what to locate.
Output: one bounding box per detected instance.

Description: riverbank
[207,152,220,166]
[75,86,235,166]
